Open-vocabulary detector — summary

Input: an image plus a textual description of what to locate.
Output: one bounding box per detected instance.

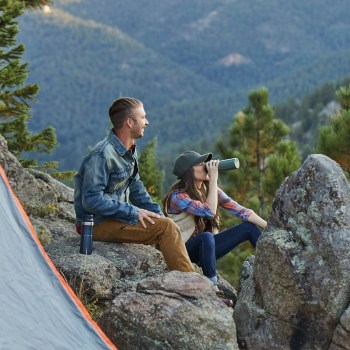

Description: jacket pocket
[106,170,129,193]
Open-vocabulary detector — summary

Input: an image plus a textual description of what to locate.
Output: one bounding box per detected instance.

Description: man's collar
[108,129,136,156]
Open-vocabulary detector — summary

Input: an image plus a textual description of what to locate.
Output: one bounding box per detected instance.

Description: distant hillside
[61,0,350,91]
[19,7,226,169]
[17,0,350,171]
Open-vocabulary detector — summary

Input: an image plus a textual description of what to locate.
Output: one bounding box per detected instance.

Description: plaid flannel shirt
[168,187,253,221]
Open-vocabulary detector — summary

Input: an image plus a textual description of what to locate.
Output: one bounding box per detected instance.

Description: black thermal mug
[80,214,93,255]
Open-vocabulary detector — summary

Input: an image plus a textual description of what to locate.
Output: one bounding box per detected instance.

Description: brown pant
[93,217,194,272]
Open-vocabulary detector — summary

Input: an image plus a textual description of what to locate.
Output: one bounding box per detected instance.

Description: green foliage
[216,88,301,288]
[217,87,300,217]
[138,138,164,203]
[35,203,59,218]
[317,85,350,177]
[24,0,51,9]
[0,116,57,166]
[337,85,350,110]
[262,140,301,209]
[0,0,58,167]
[275,77,350,158]
[34,160,76,182]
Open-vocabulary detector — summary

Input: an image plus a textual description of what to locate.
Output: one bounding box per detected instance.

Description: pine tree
[0,0,57,167]
[138,138,164,203]
[217,87,301,217]
[216,88,301,288]
[262,140,301,201]
[317,85,350,178]
[23,0,51,8]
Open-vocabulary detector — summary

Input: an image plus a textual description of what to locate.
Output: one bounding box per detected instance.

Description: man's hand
[138,209,160,228]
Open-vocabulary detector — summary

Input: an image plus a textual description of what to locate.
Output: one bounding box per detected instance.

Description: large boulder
[100,271,237,350]
[234,154,350,349]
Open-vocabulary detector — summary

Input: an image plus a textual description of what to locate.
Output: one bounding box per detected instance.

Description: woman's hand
[206,159,219,182]
[206,160,219,214]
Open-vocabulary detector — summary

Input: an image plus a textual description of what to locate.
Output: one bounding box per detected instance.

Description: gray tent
[0,165,117,350]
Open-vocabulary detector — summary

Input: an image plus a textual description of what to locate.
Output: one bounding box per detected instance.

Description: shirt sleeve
[168,191,214,217]
[218,187,254,221]
[129,173,163,215]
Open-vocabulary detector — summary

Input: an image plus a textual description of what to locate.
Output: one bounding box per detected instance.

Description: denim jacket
[74,130,162,225]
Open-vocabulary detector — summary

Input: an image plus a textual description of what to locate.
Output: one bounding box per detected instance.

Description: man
[74,97,194,272]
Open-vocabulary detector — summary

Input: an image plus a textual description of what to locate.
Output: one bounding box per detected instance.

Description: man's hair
[109,97,143,130]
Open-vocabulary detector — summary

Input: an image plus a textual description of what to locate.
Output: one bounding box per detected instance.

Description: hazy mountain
[18,0,350,171]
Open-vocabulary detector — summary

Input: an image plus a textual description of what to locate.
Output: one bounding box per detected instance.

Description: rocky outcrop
[0,135,238,350]
[101,271,237,350]
[2,133,350,350]
[234,154,350,349]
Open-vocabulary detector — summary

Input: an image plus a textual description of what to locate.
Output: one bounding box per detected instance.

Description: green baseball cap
[173,151,212,178]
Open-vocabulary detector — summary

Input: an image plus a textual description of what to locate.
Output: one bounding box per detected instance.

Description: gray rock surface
[100,271,237,350]
[234,154,350,349]
[330,306,350,349]
[0,135,238,350]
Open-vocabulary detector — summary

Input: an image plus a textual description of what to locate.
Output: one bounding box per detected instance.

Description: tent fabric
[0,165,117,350]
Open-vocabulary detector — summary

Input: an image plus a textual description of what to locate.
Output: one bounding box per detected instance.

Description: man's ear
[126,117,133,128]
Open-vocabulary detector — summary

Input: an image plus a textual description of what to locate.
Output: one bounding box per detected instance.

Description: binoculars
[205,158,240,172]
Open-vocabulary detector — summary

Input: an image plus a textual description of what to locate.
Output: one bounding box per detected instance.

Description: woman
[162,151,267,307]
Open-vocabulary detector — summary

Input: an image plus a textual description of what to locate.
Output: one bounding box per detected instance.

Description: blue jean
[185,222,262,280]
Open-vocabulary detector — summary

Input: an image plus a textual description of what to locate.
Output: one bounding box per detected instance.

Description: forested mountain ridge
[17,0,350,171]
[61,0,350,91]
[19,6,227,169]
